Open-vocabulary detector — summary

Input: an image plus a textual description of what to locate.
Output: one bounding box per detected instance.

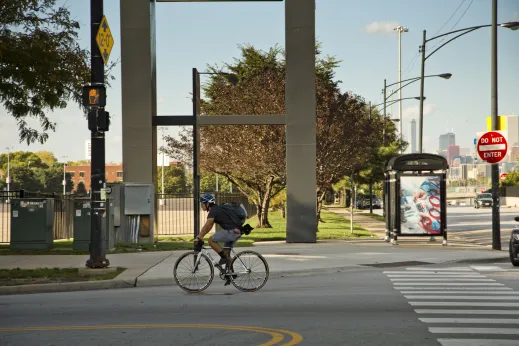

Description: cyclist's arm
[197,218,215,240]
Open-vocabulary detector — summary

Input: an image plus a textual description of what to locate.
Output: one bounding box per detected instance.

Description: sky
[1,0,518,162]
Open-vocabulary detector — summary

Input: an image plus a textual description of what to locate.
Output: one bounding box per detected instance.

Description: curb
[0,278,135,296]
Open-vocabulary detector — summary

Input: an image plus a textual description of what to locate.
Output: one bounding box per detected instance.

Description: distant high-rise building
[409,119,417,153]
[447,144,460,165]
[85,140,91,160]
[439,132,455,153]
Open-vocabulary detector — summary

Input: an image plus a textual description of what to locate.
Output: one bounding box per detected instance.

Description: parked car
[357,194,382,210]
[474,193,492,209]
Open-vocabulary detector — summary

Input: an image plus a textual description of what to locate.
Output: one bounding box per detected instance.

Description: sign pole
[84,0,112,268]
[490,0,501,251]
[477,131,507,251]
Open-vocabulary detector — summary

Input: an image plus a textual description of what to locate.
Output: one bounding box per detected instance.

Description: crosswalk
[384,266,519,346]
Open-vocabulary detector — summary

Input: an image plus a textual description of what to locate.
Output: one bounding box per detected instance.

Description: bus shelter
[384,154,449,245]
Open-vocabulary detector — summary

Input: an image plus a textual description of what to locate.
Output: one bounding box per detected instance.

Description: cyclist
[194,193,242,268]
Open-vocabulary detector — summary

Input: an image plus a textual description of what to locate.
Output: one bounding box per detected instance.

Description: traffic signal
[82,85,106,107]
[88,109,110,132]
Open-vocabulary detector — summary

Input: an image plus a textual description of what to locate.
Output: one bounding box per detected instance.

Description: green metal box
[72,200,114,251]
[72,200,91,250]
[10,198,54,250]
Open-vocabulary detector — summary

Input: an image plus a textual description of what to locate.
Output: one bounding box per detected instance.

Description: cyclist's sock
[218,250,227,259]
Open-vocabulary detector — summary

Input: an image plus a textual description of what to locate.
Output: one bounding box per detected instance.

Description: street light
[418,21,519,153]
[159,126,168,205]
[62,156,67,195]
[5,147,12,202]
[394,25,409,151]
[383,74,450,150]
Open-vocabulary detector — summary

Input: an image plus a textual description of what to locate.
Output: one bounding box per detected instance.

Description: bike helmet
[200,193,216,204]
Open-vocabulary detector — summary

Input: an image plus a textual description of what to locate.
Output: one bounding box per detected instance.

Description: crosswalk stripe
[384,271,479,275]
[400,291,517,294]
[395,287,512,290]
[391,278,495,282]
[429,327,519,334]
[405,268,474,271]
[438,338,519,346]
[393,283,504,286]
[388,275,484,278]
[420,318,519,324]
[415,309,519,315]
[410,302,519,307]
[405,296,514,300]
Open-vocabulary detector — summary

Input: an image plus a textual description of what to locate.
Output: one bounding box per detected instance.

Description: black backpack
[219,202,248,227]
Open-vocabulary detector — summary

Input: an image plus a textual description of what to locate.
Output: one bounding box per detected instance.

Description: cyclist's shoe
[218,257,229,266]
[224,278,231,286]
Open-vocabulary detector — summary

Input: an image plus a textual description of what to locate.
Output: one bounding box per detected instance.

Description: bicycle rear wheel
[173,251,214,292]
[229,250,269,292]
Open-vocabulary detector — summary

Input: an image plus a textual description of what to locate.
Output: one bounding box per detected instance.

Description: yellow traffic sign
[96,16,114,65]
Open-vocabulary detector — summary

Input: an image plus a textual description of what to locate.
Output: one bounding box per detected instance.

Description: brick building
[65,164,123,192]
[66,161,183,192]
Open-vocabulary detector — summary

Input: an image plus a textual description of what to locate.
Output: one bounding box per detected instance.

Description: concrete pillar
[120,0,157,242]
[285,0,317,242]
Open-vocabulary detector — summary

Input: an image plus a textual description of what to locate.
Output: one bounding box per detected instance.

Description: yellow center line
[0,323,303,346]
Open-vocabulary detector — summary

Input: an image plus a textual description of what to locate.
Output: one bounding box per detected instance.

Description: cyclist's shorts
[212,229,241,247]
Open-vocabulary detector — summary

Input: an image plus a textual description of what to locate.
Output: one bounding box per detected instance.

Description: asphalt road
[2,263,519,346]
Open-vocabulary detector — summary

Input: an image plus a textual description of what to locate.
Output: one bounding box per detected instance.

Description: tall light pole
[6,147,12,202]
[394,25,409,152]
[418,20,518,154]
[159,127,168,196]
[383,73,452,150]
[62,156,67,195]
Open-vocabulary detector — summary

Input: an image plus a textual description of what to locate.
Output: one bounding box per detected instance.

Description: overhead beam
[152,115,285,126]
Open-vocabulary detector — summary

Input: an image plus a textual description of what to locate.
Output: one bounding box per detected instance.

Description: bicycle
[173,242,270,293]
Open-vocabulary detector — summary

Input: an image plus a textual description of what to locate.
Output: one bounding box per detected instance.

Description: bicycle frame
[193,246,251,277]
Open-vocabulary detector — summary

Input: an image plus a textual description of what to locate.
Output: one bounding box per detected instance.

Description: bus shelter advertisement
[399,175,442,235]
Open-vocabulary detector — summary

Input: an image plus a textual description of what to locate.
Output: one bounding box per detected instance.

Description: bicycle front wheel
[229,250,269,292]
[173,251,214,293]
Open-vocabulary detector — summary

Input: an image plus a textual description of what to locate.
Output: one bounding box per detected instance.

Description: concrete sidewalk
[0,240,511,295]
[326,207,506,248]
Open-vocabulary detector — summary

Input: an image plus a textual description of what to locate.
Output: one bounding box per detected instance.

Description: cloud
[363,21,400,35]
[401,104,436,120]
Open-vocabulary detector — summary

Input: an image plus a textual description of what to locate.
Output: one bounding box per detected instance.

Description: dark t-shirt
[207,205,237,230]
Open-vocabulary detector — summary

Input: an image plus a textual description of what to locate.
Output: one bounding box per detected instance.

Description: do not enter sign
[477,131,508,164]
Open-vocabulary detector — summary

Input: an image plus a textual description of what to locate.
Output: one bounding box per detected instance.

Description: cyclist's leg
[209,230,240,265]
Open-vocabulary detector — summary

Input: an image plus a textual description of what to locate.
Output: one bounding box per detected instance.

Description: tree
[76,181,87,195]
[35,150,58,166]
[164,45,287,228]
[501,171,519,187]
[0,1,117,144]
[200,170,232,193]
[157,165,189,193]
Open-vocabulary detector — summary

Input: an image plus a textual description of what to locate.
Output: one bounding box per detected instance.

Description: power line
[403,0,468,79]
[430,0,474,52]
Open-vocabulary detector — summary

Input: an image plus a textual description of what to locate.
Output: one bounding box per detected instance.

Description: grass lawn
[0,238,255,255]
[0,210,372,255]
[358,213,386,223]
[0,267,126,286]
[243,210,375,242]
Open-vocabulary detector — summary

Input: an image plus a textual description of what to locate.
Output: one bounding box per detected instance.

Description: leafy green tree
[200,170,232,193]
[76,181,88,195]
[501,171,519,187]
[157,165,189,193]
[1,0,117,144]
